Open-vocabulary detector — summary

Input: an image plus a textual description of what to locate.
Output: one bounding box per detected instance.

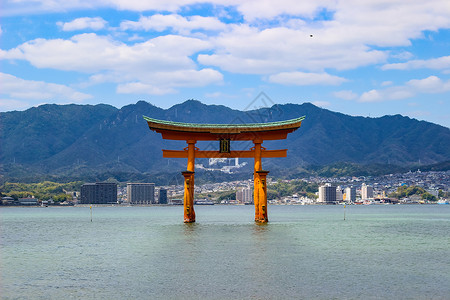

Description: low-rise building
[18,198,39,205]
[1,196,15,205]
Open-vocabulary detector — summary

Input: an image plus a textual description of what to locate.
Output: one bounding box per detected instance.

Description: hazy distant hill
[1,100,449,182]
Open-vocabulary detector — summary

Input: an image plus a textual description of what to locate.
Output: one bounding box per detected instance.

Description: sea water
[1,205,449,299]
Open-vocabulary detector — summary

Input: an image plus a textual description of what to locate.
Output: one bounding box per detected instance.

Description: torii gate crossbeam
[144,116,305,223]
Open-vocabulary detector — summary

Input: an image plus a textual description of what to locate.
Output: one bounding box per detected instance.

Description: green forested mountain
[1,100,449,182]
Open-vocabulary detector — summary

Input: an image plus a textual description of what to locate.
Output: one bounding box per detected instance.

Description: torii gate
[144,116,305,223]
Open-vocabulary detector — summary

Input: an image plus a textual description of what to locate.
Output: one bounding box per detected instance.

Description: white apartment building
[236,186,253,204]
[361,183,374,200]
[345,186,356,202]
[318,183,337,204]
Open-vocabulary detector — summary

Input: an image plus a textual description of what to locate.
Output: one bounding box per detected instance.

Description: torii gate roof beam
[144,116,305,141]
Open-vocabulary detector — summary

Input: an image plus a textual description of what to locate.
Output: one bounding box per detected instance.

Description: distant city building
[159,188,168,204]
[428,188,439,197]
[318,183,337,204]
[81,182,117,204]
[1,196,15,205]
[81,183,96,204]
[18,197,39,205]
[236,186,253,204]
[336,186,343,202]
[345,186,356,202]
[171,198,183,205]
[236,189,243,203]
[361,183,374,200]
[127,183,155,204]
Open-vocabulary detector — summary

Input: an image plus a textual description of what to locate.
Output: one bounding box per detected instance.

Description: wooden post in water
[182,171,195,223]
[257,170,269,223]
[184,139,197,223]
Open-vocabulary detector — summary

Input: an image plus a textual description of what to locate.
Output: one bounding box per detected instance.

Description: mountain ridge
[1,100,449,182]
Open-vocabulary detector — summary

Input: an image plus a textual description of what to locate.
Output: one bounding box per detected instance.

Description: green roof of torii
[143,115,305,131]
[144,115,305,140]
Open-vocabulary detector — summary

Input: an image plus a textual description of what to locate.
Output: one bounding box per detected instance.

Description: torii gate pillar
[253,139,270,223]
[256,170,269,222]
[183,140,196,223]
[182,170,195,223]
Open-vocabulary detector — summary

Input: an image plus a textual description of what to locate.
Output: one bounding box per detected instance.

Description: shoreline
[1,202,446,208]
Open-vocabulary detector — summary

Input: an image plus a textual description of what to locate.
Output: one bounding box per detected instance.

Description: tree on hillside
[389,185,437,201]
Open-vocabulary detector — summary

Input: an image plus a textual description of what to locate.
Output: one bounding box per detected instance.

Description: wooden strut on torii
[144,115,305,223]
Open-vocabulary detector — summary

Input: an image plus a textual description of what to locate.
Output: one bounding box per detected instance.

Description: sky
[1,0,449,128]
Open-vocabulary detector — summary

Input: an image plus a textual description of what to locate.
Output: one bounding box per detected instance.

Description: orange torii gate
[144,116,305,223]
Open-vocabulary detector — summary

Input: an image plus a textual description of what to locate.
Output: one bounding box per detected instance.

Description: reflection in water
[252,222,269,238]
[183,222,199,235]
[253,222,269,231]
[182,222,201,250]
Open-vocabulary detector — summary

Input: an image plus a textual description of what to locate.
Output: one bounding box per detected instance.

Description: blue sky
[1,0,449,127]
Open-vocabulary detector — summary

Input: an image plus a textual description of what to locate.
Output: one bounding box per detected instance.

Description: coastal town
[161,169,449,205]
[2,169,449,206]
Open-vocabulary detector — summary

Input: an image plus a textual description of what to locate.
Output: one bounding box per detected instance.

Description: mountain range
[1,100,449,183]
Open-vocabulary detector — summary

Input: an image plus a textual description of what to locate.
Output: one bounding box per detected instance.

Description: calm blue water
[1,205,449,299]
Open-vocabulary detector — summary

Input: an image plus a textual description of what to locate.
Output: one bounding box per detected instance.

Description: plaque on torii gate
[144,115,305,223]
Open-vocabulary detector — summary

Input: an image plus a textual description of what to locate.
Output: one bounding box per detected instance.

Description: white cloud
[117,68,223,94]
[382,56,450,71]
[234,0,335,21]
[0,72,92,103]
[148,69,223,87]
[406,76,450,93]
[196,0,450,74]
[2,0,229,15]
[2,33,209,72]
[359,88,413,102]
[128,34,145,41]
[117,82,176,95]
[120,14,227,34]
[57,17,107,31]
[334,90,358,100]
[360,89,382,102]
[4,2,450,76]
[359,76,450,102]
[3,1,450,100]
[198,24,387,74]
[268,71,346,86]
[4,0,450,33]
[1,33,222,95]
[391,51,414,61]
[108,0,200,12]
[386,89,415,100]
[2,33,211,73]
